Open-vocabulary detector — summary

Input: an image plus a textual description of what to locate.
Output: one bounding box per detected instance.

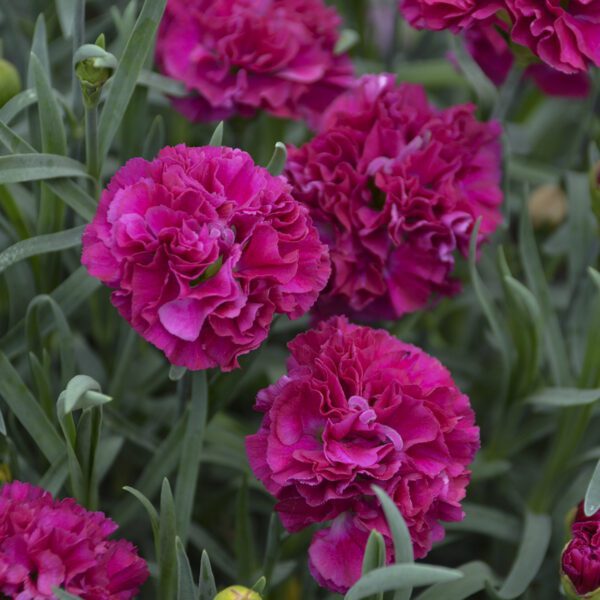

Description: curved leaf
[345,564,462,600]
[0,226,84,275]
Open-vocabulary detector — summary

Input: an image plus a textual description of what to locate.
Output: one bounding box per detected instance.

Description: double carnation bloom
[247,316,480,592]
[0,482,147,599]
[400,0,600,97]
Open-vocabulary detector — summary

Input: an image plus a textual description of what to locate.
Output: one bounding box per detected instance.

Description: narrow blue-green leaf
[266,142,287,176]
[98,0,168,162]
[252,577,266,593]
[414,562,496,600]
[26,295,76,385]
[53,589,82,600]
[209,122,224,147]
[0,154,88,184]
[585,459,600,516]
[445,503,520,544]
[61,375,107,414]
[123,485,160,546]
[361,530,386,600]
[39,455,69,495]
[345,564,463,600]
[372,485,414,600]
[55,0,78,37]
[566,172,594,299]
[0,408,6,436]
[262,513,281,592]
[495,512,551,599]
[177,537,198,600]
[31,53,66,155]
[0,351,64,463]
[235,476,254,582]
[28,15,50,87]
[175,371,208,545]
[143,115,165,160]
[449,36,497,109]
[2,267,101,360]
[0,122,95,218]
[469,220,511,383]
[0,89,37,124]
[159,479,178,600]
[335,29,359,55]
[519,204,571,385]
[169,365,187,381]
[114,411,187,526]
[372,486,413,563]
[362,529,386,576]
[526,387,600,408]
[0,226,84,275]
[138,69,187,97]
[198,551,217,600]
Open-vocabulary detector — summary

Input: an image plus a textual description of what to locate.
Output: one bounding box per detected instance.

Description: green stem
[529,405,593,513]
[71,0,86,117]
[85,105,100,194]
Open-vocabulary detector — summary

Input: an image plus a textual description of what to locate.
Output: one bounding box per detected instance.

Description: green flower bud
[0,58,22,108]
[74,35,117,109]
[0,463,11,484]
[213,586,262,600]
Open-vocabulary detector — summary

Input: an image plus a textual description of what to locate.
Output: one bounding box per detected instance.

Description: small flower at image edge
[214,585,262,600]
[246,316,480,593]
[285,73,503,320]
[155,0,354,127]
[561,502,600,599]
[81,145,330,371]
[0,481,148,599]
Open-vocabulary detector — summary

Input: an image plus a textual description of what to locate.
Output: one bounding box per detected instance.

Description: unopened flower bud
[528,184,567,229]
[561,502,600,599]
[74,35,117,109]
[213,586,262,600]
[0,463,11,484]
[0,58,21,107]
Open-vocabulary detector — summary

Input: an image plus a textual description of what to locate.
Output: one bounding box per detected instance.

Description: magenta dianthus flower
[285,74,502,320]
[0,481,148,599]
[506,0,600,75]
[155,0,354,126]
[246,316,480,593]
[399,0,599,96]
[82,145,330,371]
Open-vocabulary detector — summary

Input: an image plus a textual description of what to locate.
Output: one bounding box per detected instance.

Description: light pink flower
[246,316,479,593]
[82,145,330,371]
[155,0,354,126]
[0,481,148,599]
[285,74,502,320]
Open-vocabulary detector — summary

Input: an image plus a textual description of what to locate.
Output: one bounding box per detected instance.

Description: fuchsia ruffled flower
[246,316,479,593]
[82,145,330,371]
[285,74,502,320]
[506,0,600,75]
[562,502,600,599]
[0,481,148,599]
[399,0,502,31]
[463,20,591,97]
[399,0,599,97]
[155,0,354,126]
